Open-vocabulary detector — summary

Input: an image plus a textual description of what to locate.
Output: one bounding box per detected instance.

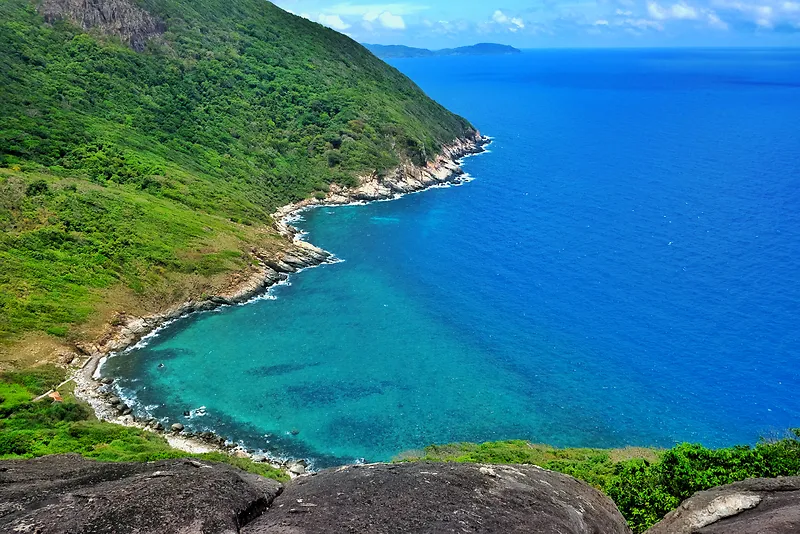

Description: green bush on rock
[403,436,800,533]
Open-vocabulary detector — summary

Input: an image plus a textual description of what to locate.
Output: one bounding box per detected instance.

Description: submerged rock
[647,476,800,534]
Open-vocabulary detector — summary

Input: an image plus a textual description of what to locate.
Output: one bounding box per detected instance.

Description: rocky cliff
[0,455,630,534]
[4,454,795,533]
[37,0,165,51]
[647,476,800,533]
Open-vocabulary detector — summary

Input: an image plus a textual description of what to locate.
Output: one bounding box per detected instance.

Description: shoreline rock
[273,131,491,235]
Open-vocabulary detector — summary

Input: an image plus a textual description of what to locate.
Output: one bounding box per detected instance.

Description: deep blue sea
[103,49,800,468]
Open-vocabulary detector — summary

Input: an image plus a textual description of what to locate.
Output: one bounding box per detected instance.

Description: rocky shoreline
[69,131,490,472]
[273,131,490,232]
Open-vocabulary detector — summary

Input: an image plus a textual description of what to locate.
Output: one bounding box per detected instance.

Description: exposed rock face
[646,476,800,534]
[1,457,630,534]
[38,0,165,51]
[245,462,630,534]
[273,132,491,236]
[0,454,282,533]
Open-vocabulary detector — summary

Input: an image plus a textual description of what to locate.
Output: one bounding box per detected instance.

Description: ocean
[102,49,800,468]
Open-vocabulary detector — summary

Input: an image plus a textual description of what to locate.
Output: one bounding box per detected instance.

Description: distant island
[364,43,522,59]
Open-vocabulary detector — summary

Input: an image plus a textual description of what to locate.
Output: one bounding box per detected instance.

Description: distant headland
[364,42,522,59]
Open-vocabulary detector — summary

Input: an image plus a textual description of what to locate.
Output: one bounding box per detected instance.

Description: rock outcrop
[1,456,630,534]
[0,454,281,533]
[38,0,165,51]
[243,462,631,534]
[646,476,800,534]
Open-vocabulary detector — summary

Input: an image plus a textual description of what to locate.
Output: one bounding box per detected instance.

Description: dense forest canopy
[0,0,474,348]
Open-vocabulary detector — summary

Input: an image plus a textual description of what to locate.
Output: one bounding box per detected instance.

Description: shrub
[25,179,49,196]
[0,369,287,481]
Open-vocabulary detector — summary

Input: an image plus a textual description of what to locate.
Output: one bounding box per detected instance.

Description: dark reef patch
[251,362,320,377]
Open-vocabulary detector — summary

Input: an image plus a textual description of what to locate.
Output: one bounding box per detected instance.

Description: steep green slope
[0,0,474,355]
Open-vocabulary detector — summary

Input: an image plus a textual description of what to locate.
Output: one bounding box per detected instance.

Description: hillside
[365,43,522,59]
[0,0,476,364]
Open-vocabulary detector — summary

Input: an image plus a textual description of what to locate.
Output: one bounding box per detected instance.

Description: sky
[273,0,800,47]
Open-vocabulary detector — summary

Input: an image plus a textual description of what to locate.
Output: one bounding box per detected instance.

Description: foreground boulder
[0,456,629,534]
[244,462,630,534]
[647,476,800,534]
[0,454,281,533]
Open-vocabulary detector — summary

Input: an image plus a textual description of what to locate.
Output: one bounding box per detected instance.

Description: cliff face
[37,0,165,51]
[273,133,491,232]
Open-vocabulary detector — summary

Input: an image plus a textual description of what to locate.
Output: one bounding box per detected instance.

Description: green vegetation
[0,365,288,481]
[0,0,472,350]
[404,437,800,533]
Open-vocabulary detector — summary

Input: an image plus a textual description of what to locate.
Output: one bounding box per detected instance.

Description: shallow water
[104,49,800,467]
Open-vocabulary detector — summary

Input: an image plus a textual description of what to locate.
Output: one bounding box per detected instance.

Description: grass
[398,440,661,491]
[0,167,284,367]
[0,365,288,482]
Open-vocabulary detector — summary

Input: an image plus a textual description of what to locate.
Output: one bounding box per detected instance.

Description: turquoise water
[103,49,800,467]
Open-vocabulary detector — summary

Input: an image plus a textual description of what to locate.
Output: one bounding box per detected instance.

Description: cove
[102,49,800,468]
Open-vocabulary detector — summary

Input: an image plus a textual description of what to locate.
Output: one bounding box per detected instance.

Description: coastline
[70,130,491,469]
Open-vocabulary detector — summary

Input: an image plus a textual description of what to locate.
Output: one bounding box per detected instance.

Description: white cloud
[318,13,350,30]
[616,9,634,15]
[672,2,700,17]
[648,1,700,19]
[325,3,427,17]
[707,11,730,27]
[595,18,610,24]
[491,10,525,30]
[756,5,774,25]
[492,10,510,23]
[377,11,406,29]
[709,0,800,29]
[623,17,666,29]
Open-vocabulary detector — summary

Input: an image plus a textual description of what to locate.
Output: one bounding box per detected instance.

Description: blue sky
[273,0,800,47]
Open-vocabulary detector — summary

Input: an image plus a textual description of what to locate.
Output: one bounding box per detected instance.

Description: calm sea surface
[103,49,800,467]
